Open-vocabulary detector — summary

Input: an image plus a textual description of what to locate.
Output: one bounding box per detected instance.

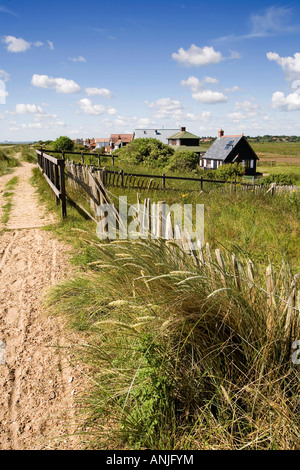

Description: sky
[1,0,300,141]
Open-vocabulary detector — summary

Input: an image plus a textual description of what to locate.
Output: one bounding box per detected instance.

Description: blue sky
[1,0,300,140]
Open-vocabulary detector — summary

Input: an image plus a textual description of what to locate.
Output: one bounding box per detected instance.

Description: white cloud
[172,44,223,67]
[225,85,242,93]
[227,111,246,120]
[78,98,106,115]
[192,90,228,104]
[107,107,117,115]
[0,69,10,82]
[14,103,44,114]
[203,76,219,84]
[267,51,300,81]
[85,87,113,98]
[271,91,300,111]
[234,100,259,116]
[250,6,295,38]
[4,35,31,52]
[31,74,81,94]
[47,40,54,50]
[146,97,185,119]
[185,111,212,121]
[34,41,44,47]
[180,76,203,92]
[69,56,87,63]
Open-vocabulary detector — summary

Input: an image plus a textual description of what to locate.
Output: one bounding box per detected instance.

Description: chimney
[218,129,224,138]
[181,126,186,132]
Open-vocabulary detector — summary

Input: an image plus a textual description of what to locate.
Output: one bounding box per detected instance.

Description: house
[133,128,180,145]
[167,127,207,157]
[110,134,133,151]
[94,138,110,154]
[200,129,259,175]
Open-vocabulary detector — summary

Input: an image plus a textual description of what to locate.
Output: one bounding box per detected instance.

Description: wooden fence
[36,150,67,217]
[65,160,299,317]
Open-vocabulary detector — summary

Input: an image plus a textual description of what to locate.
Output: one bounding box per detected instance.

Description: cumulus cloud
[234,100,259,116]
[77,98,117,116]
[85,87,113,98]
[14,103,44,114]
[172,45,223,67]
[4,35,31,52]
[31,74,81,94]
[192,90,228,104]
[180,76,203,92]
[47,40,54,50]
[78,98,106,115]
[185,111,212,121]
[271,91,300,111]
[267,51,300,81]
[227,111,246,120]
[146,97,185,119]
[203,76,219,84]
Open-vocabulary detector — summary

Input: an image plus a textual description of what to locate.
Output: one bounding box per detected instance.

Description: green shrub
[214,162,245,181]
[164,150,199,172]
[53,136,74,152]
[259,173,295,186]
[113,138,174,168]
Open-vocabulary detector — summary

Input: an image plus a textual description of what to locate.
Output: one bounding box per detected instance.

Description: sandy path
[0,161,88,450]
[6,162,57,230]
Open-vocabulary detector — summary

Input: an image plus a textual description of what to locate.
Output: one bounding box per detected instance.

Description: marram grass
[46,237,300,450]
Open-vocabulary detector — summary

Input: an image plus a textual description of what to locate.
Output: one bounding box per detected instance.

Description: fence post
[58,159,67,218]
[162,173,166,190]
[81,152,84,165]
[119,169,124,187]
[200,176,203,191]
[111,155,114,166]
[98,154,101,167]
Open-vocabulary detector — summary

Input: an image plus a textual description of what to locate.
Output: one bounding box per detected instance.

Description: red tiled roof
[95,138,110,142]
[110,134,133,143]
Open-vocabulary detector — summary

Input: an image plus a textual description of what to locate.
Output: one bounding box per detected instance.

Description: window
[225,140,234,150]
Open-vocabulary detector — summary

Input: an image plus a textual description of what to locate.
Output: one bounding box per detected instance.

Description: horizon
[1,0,300,140]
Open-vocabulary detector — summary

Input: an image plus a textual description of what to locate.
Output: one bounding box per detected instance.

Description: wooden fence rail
[36,150,67,217]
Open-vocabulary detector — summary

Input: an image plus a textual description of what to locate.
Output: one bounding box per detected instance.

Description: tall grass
[46,237,300,450]
[0,148,20,176]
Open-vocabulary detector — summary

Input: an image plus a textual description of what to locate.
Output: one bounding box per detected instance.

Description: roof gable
[168,130,200,140]
[204,135,258,161]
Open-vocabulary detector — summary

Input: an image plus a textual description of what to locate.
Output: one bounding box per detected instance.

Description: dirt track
[0,161,87,450]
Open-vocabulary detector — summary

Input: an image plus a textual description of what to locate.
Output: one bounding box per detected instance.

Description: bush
[259,173,295,186]
[53,136,74,152]
[164,150,199,172]
[113,138,174,168]
[214,162,245,181]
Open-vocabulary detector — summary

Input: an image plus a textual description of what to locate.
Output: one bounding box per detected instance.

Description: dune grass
[46,237,300,450]
[30,158,300,450]
[0,147,20,176]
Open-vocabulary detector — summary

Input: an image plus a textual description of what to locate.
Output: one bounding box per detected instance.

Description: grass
[1,176,19,226]
[46,237,300,450]
[0,147,20,176]
[29,147,300,450]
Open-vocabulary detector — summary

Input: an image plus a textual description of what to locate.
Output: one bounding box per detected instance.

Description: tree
[53,136,74,152]
[113,138,174,168]
[164,150,199,172]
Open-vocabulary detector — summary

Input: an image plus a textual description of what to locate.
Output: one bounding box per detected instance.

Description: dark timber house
[201,129,259,175]
[167,127,206,157]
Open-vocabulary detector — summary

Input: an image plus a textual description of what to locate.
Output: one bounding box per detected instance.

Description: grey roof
[203,135,245,161]
[133,128,180,145]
